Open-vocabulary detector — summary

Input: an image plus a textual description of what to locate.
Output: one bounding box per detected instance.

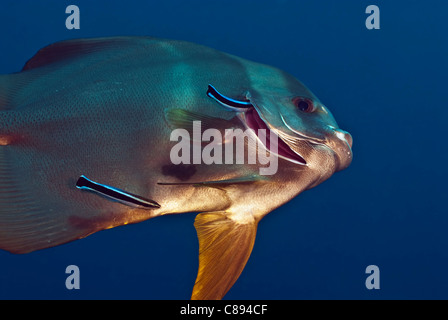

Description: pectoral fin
[164,108,239,136]
[192,212,258,300]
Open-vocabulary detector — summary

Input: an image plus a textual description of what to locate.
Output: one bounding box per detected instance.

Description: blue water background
[0,0,447,299]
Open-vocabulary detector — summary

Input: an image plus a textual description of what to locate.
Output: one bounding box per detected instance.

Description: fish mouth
[242,108,307,165]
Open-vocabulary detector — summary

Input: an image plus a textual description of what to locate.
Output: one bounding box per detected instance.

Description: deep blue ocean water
[0,0,447,299]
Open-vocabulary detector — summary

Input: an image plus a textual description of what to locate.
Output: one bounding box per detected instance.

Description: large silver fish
[0,36,352,299]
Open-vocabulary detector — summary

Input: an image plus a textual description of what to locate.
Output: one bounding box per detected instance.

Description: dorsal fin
[22,37,145,71]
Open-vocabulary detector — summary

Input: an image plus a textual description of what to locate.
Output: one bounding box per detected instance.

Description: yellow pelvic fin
[192,211,258,300]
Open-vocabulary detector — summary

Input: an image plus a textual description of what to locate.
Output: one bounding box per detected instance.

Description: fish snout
[327,126,353,171]
[335,129,352,148]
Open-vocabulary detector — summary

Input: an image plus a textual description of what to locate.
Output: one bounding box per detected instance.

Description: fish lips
[240,107,308,165]
[240,106,353,172]
[279,113,353,172]
[327,127,353,171]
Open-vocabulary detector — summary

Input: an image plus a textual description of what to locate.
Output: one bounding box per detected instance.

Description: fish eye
[293,97,314,113]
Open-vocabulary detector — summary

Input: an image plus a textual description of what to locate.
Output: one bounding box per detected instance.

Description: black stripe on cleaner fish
[76,175,160,209]
[206,84,252,111]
